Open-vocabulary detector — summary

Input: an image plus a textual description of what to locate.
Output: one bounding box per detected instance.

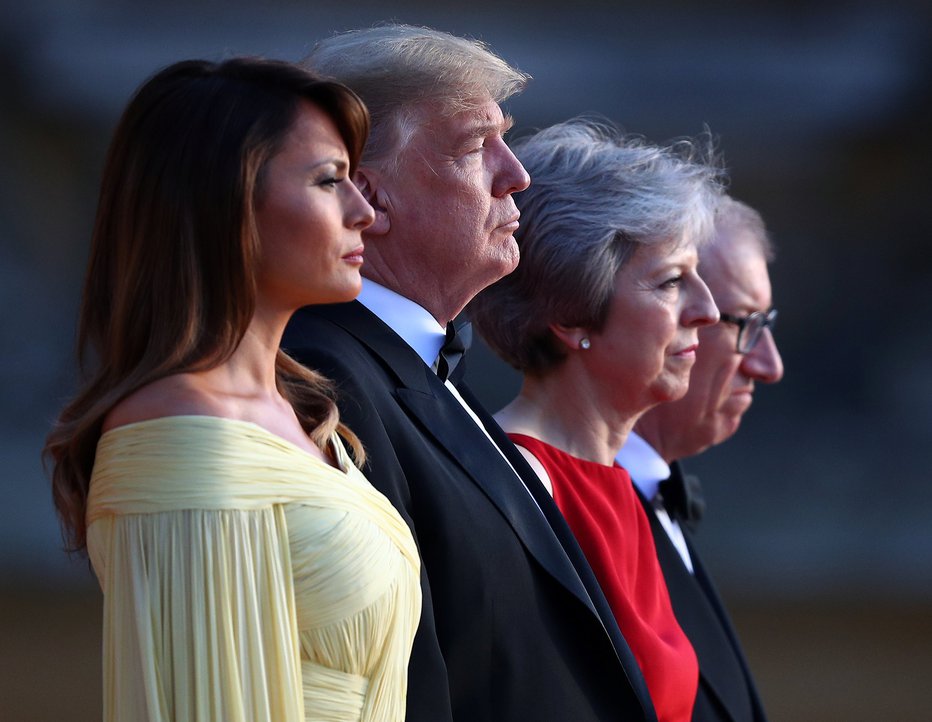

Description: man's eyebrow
[462,113,515,141]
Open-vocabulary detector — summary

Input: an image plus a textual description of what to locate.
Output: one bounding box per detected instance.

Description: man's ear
[354,167,391,236]
[550,322,590,351]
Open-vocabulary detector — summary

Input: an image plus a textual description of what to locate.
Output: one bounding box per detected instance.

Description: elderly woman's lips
[673,344,699,357]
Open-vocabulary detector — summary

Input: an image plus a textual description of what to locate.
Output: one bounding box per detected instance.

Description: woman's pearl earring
[579,337,591,350]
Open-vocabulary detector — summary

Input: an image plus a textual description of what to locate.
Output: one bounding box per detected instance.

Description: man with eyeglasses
[617,195,783,722]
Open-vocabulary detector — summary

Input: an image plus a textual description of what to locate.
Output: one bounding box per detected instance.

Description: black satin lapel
[396,383,594,606]
[686,533,768,721]
[292,302,433,393]
[638,490,756,722]
[456,383,656,721]
[455,383,608,613]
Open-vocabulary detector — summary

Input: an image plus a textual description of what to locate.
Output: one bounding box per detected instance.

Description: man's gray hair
[303,24,530,170]
[470,118,725,375]
[708,195,775,262]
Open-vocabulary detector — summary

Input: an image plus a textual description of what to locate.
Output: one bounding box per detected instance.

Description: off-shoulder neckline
[100,414,347,472]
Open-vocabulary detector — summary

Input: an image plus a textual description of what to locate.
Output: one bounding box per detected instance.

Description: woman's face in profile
[583,237,718,414]
[253,100,375,315]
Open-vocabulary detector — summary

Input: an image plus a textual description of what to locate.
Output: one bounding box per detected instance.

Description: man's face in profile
[382,98,530,302]
[652,230,784,458]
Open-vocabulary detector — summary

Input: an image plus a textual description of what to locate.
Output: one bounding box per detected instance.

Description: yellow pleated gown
[86,415,421,722]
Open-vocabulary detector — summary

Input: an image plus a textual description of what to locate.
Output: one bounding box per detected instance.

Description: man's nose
[740,328,784,384]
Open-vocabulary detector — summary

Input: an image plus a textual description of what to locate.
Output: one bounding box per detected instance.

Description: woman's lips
[342,245,365,264]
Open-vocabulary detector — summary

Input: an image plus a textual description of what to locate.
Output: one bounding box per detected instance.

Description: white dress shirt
[616,431,695,573]
[356,280,447,368]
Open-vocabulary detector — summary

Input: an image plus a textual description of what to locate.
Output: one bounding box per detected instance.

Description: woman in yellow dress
[44,57,420,722]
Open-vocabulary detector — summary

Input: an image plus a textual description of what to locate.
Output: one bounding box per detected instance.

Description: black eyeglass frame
[718,308,778,354]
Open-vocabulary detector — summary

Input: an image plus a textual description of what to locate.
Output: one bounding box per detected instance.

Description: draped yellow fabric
[86,415,421,722]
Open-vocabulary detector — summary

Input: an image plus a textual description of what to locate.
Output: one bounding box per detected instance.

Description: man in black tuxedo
[617,196,784,722]
[283,25,655,722]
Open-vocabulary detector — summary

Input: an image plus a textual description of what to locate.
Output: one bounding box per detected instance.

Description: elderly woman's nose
[684,277,719,328]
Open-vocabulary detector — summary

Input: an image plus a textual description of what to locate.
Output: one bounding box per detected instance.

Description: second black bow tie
[436,321,472,382]
[658,462,705,531]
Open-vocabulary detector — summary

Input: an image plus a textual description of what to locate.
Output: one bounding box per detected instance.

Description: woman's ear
[550,322,591,351]
[354,168,390,236]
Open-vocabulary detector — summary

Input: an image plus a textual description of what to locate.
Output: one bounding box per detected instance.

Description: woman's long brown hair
[44,58,370,552]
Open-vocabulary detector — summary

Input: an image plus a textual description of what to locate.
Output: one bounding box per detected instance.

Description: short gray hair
[303,24,530,170]
[709,195,775,262]
[470,118,725,375]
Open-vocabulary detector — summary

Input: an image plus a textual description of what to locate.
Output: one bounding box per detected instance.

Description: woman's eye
[661,275,683,289]
[318,176,344,188]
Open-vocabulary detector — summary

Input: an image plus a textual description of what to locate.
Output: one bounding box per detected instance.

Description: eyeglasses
[719,308,777,354]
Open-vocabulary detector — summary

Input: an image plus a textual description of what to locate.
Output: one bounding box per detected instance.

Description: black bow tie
[436,321,472,382]
[658,461,705,530]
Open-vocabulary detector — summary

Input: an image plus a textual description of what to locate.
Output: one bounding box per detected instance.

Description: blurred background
[3,1,931,719]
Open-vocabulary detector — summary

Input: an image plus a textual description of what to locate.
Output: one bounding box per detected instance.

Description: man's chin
[724,391,753,416]
[499,241,520,274]
[484,251,520,284]
[713,413,745,446]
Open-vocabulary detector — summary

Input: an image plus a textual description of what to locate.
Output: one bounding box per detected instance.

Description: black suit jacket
[640,462,767,722]
[284,301,656,722]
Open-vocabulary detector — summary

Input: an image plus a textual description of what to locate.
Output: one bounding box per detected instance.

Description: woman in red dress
[470,119,722,722]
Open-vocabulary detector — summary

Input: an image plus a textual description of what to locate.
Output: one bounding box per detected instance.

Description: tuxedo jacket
[640,463,767,722]
[284,301,655,722]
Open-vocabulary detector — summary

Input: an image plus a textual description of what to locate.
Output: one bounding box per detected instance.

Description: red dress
[510,433,698,722]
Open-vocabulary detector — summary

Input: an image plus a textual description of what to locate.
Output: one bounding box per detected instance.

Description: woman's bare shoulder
[102,374,226,433]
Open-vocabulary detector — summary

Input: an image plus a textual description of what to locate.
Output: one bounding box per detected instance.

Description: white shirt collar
[356,279,446,367]
[616,431,671,501]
